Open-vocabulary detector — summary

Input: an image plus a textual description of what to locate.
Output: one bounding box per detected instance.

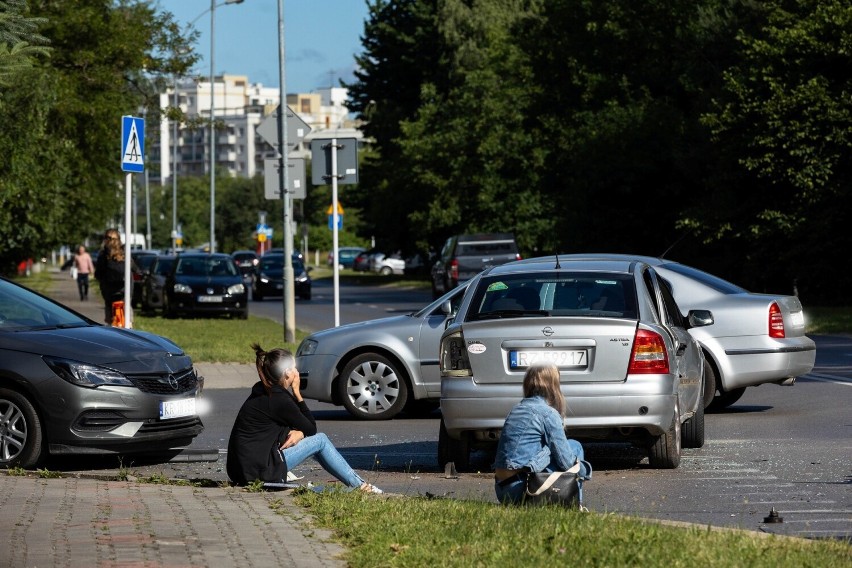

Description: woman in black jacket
[226,343,383,493]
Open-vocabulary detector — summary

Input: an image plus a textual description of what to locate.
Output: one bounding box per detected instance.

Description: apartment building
[149,74,362,185]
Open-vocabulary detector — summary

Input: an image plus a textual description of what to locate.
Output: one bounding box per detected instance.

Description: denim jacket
[493,396,590,479]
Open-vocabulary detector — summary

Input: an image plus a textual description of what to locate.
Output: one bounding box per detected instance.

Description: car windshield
[0,279,90,331]
[154,258,175,275]
[176,257,239,276]
[466,272,638,320]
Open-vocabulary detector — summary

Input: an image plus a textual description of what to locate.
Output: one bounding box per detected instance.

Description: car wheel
[254,291,264,301]
[163,296,177,319]
[648,401,681,469]
[681,397,705,449]
[337,353,409,420]
[702,358,717,409]
[438,418,470,471]
[708,386,746,411]
[380,266,393,276]
[0,389,45,469]
[301,289,312,300]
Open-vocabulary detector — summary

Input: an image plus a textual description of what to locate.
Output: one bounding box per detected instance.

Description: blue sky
[157,1,371,94]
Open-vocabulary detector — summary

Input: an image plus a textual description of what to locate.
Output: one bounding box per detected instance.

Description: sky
[156,0,371,94]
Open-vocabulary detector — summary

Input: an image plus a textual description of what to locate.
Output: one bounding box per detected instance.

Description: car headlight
[258,275,270,283]
[43,356,134,388]
[296,273,308,282]
[174,283,192,294]
[297,339,318,356]
[228,283,246,295]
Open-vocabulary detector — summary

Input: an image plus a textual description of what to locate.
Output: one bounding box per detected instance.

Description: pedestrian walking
[73,245,95,301]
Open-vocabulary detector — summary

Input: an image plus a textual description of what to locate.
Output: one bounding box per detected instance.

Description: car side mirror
[687,309,714,328]
[440,300,453,316]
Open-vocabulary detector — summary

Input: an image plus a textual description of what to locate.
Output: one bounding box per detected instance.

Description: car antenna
[555,254,561,269]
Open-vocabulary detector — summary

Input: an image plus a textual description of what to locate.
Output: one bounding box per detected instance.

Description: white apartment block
[150,74,362,185]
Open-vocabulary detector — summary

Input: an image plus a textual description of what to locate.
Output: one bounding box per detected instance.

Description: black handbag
[523,462,581,508]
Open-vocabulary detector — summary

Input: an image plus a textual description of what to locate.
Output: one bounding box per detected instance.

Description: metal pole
[278,0,295,343]
[332,139,340,327]
[209,0,216,254]
[124,173,133,328]
[172,77,178,252]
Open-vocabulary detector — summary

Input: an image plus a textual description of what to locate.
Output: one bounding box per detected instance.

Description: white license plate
[160,398,196,420]
[509,349,588,370]
[198,295,223,303]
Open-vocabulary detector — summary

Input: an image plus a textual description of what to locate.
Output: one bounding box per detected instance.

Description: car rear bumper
[705,336,816,390]
[441,376,680,441]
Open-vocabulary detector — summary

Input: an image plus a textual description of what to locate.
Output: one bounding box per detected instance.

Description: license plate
[509,349,588,370]
[198,295,223,303]
[159,397,196,420]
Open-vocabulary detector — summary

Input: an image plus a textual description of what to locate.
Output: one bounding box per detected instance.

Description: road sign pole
[332,138,340,327]
[124,173,133,328]
[277,0,295,344]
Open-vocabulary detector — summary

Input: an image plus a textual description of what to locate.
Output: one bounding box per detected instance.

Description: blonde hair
[251,343,295,394]
[523,364,566,417]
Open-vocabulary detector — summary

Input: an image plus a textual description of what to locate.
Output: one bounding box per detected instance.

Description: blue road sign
[121,116,145,173]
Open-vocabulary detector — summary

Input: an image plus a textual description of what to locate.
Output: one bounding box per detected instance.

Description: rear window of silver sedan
[465,272,638,321]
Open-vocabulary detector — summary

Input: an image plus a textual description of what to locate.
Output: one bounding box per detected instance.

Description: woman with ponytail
[226,343,383,493]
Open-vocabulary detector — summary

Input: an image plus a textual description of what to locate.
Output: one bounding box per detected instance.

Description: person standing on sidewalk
[94,229,126,324]
[226,343,383,493]
[73,245,95,301]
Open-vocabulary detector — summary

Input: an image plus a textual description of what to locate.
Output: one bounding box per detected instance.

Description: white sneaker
[361,483,383,494]
[286,471,303,482]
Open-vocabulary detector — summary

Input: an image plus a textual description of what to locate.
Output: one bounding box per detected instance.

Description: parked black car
[130,249,160,308]
[0,276,204,468]
[253,253,312,301]
[162,253,248,319]
[140,255,176,312]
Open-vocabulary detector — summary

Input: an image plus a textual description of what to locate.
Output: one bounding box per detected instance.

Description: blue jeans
[281,432,365,488]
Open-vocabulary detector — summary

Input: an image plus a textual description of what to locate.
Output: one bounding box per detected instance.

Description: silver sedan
[560,254,816,409]
[295,283,468,419]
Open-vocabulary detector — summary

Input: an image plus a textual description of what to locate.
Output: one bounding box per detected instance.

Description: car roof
[489,256,642,275]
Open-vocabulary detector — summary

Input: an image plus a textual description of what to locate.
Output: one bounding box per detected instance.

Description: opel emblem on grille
[168,375,179,390]
[542,326,554,337]
[207,288,214,295]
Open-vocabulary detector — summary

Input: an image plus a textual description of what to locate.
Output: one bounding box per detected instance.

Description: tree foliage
[0,0,195,273]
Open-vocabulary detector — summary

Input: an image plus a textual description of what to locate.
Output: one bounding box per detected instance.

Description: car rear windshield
[661,262,747,294]
[455,241,517,256]
[466,272,637,321]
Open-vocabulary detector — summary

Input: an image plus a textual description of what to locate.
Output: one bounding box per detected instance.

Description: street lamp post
[205,0,244,254]
[172,76,178,252]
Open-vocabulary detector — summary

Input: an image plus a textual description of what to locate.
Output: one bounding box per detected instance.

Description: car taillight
[515,253,522,260]
[440,331,472,377]
[449,259,459,282]
[769,302,785,338]
[628,329,670,374]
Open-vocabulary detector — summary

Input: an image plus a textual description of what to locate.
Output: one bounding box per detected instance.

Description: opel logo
[168,375,179,390]
[206,288,214,295]
[542,326,554,337]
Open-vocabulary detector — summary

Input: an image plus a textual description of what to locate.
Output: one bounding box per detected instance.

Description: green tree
[0,0,195,273]
[0,0,50,86]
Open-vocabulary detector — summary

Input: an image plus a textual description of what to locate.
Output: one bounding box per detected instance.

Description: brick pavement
[0,268,349,567]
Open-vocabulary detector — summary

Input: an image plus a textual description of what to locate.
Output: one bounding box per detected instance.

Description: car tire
[702,358,717,408]
[648,401,681,469]
[163,296,177,319]
[438,418,470,472]
[681,397,705,449]
[254,291,264,301]
[337,353,409,420]
[0,389,45,469]
[380,266,392,276]
[708,386,746,411]
[301,289,312,301]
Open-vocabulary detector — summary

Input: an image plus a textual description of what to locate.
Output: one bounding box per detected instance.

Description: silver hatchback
[438,257,714,470]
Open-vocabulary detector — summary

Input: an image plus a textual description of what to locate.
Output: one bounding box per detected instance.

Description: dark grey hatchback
[0,277,204,468]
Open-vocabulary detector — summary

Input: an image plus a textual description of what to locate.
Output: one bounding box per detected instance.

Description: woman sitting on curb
[226,343,383,493]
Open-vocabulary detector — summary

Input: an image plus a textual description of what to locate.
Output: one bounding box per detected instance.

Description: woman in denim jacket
[493,364,591,505]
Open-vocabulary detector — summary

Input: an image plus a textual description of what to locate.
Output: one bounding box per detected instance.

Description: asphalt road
[52,279,852,541]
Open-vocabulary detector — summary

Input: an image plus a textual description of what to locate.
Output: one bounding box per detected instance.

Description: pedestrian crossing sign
[121,115,145,173]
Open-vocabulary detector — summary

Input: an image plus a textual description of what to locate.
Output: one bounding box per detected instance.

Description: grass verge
[293,490,852,567]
